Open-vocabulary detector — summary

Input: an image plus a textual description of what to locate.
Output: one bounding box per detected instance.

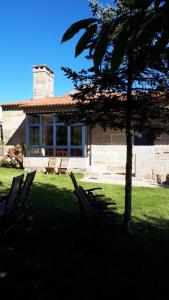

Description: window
[26,113,85,157]
[70,149,83,157]
[56,149,68,157]
[71,126,82,146]
[134,131,154,146]
[28,114,40,124]
[42,126,53,146]
[56,126,68,146]
[41,114,53,124]
[29,126,39,146]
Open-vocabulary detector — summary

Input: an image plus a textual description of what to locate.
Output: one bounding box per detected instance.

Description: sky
[0,0,113,103]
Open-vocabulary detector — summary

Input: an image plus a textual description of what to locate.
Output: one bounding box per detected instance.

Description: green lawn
[0,167,169,299]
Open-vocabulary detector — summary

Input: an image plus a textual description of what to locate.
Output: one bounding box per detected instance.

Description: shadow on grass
[0,181,169,299]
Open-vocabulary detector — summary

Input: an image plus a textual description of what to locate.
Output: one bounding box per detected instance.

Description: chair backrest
[60,158,69,168]
[69,172,79,190]
[19,171,36,203]
[79,186,93,211]
[48,157,57,168]
[74,186,92,213]
[78,186,104,227]
[6,174,24,215]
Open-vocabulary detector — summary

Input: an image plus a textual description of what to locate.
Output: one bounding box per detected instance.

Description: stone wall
[91,126,126,145]
[23,157,89,172]
[91,144,169,180]
[90,125,169,179]
[2,110,25,145]
[0,106,2,122]
[154,133,169,145]
[133,145,169,181]
[91,145,135,174]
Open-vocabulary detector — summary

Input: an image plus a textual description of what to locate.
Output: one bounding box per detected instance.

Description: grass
[0,167,169,299]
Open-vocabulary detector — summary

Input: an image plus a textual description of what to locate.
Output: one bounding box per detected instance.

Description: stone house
[1,64,169,180]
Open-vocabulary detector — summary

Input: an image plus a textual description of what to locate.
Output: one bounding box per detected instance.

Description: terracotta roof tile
[1,96,75,108]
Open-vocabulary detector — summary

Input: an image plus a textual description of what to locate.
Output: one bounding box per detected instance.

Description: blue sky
[0,0,112,103]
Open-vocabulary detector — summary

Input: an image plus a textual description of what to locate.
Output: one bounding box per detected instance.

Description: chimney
[32,65,54,99]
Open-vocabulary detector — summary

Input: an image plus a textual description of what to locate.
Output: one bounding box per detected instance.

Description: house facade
[1,65,169,180]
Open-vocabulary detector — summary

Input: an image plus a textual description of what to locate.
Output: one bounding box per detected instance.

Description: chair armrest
[0,202,8,217]
[85,187,102,192]
[91,194,104,198]
[94,201,116,206]
[94,197,116,204]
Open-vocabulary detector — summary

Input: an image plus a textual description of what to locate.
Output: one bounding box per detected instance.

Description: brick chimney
[32,65,54,99]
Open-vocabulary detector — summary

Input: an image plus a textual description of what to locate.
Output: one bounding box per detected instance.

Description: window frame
[26,113,86,157]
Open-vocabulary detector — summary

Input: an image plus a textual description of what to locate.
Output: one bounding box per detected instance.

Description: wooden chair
[74,186,101,225]
[74,186,115,228]
[69,171,79,189]
[69,172,103,200]
[70,171,102,193]
[58,158,69,175]
[16,171,36,219]
[70,172,115,218]
[79,185,116,211]
[0,174,24,234]
[45,157,57,174]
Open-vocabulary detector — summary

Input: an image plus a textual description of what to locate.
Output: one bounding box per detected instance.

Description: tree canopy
[61,0,169,233]
[62,0,169,72]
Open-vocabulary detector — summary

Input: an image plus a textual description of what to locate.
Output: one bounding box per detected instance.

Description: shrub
[0,144,25,169]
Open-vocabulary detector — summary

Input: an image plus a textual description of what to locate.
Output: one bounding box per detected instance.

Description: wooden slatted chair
[45,157,57,174]
[74,186,112,228]
[0,174,24,233]
[70,171,102,193]
[75,186,116,228]
[79,185,116,211]
[73,186,101,226]
[69,172,113,209]
[69,172,79,189]
[16,171,36,219]
[58,158,69,175]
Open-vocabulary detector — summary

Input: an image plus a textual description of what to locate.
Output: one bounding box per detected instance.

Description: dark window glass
[29,127,39,146]
[28,147,41,156]
[56,126,67,146]
[70,148,82,157]
[134,131,154,146]
[43,148,55,157]
[71,126,82,146]
[41,114,53,124]
[55,114,65,123]
[56,148,68,157]
[42,126,53,146]
[28,114,40,124]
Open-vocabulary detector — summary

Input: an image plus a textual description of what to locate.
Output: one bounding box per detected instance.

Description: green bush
[0,144,25,169]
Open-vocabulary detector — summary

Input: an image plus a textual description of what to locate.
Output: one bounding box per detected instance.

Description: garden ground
[0,167,169,299]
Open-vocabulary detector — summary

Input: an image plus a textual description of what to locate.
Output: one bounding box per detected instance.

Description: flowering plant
[0,144,25,169]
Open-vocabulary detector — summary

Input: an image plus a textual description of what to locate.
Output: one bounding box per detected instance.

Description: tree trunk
[124,130,133,233]
[124,45,133,234]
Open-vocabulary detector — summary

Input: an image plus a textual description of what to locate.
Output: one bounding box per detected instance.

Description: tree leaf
[122,0,153,9]
[75,24,97,57]
[149,27,169,60]
[93,23,112,68]
[135,11,167,44]
[111,26,129,72]
[61,18,97,43]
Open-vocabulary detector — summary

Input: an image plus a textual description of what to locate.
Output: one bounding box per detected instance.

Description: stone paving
[81,172,160,188]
